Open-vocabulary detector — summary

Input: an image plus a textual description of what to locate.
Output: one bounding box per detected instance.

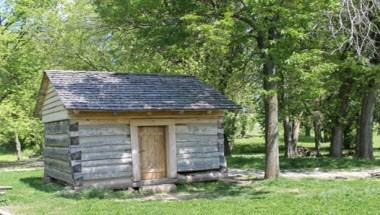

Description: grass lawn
[1,134,380,214]
[229,134,380,171]
[1,170,380,215]
[0,148,39,162]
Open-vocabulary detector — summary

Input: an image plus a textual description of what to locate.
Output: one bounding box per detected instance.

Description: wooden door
[138,126,167,180]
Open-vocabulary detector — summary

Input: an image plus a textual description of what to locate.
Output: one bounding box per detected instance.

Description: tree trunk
[330,77,352,157]
[224,134,231,157]
[15,131,22,161]
[291,117,301,151]
[314,120,321,156]
[331,126,344,157]
[263,58,280,179]
[357,79,377,160]
[283,116,293,158]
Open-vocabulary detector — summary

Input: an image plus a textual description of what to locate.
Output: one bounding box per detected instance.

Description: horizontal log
[42,105,66,115]
[42,110,69,123]
[79,124,130,137]
[44,157,72,173]
[78,135,131,147]
[176,152,221,159]
[176,134,218,143]
[71,144,131,153]
[79,178,133,189]
[42,97,64,110]
[45,134,70,147]
[46,85,55,94]
[44,163,72,175]
[81,164,132,174]
[44,120,69,135]
[175,123,217,135]
[74,171,132,181]
[44,152,70,162]
[177,146,218,154]
[81,151,132,161]
[176,139,218,148]
[44,147,69,155]
[177,157,220,172]
[45,167,73,184]
[43,94,61,107]
[72,158,132,167]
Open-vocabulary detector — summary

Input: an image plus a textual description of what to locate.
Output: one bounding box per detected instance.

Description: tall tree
[330,0,380,159]
[94,0,333,179]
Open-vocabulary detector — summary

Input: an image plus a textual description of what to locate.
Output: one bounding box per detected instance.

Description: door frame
[130,119,177,182]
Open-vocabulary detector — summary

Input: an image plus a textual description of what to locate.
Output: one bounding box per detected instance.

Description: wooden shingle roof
[39,70,239,112]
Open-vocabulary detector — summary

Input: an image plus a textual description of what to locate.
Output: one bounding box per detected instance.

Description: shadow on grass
[176,181,270,200]
[19,176,269,201]
[20,177,63,193]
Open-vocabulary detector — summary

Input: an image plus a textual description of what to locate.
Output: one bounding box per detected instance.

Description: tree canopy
[0,0,378,178]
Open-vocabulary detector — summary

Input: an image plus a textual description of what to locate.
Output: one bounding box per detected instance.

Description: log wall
[175,121,224,172]
[70,122,133,188]
[43,120,74,184]
[43,109,226,188]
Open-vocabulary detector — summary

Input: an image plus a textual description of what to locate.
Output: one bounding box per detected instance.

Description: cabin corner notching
[36,70,239,189]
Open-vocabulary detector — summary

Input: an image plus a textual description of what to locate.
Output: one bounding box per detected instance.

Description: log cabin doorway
[138,126,167,180]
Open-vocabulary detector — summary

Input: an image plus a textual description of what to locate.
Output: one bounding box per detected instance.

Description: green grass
[229,134,380,171]
[0,149,38,162]
[1,170,380,214]
[1,134,380,214]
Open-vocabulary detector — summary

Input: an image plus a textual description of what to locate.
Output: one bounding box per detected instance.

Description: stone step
[140,184,176,193]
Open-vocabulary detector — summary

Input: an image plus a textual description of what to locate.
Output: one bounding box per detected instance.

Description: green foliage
[0,0,379,158]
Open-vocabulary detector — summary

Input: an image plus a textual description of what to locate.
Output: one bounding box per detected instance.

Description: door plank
[138,126,167,180]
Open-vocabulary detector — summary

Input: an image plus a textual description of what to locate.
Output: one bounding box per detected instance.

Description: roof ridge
[44,70,195,78]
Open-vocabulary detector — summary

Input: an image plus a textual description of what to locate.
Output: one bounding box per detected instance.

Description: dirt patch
[0,159,43,172]
[0,207,13,215]
[228,168,380,180]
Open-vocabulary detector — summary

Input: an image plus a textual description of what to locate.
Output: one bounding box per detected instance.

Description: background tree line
[0,0,379,179]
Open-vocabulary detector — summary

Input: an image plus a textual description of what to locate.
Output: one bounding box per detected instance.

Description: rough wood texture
[175,122,222,172]
[41,83,69,123]
[78,124,129,137]
[78,135,130,147]
[45,134,71,147]
[45,120,70,135]
[74,171,132,181]
[177,157,220,172]
[79,178,133,189]
[42,110,69,123]
[217,117,227,171]
[44,119,73,185]
[139,126,167,180]
[45,167,73,184]
[71,122,133,185]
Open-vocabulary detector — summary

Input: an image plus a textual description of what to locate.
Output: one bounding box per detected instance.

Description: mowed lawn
[1,170,380,215]
[1,135,380,214]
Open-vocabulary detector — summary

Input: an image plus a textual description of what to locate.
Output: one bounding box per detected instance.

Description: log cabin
[35,70,239,189]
